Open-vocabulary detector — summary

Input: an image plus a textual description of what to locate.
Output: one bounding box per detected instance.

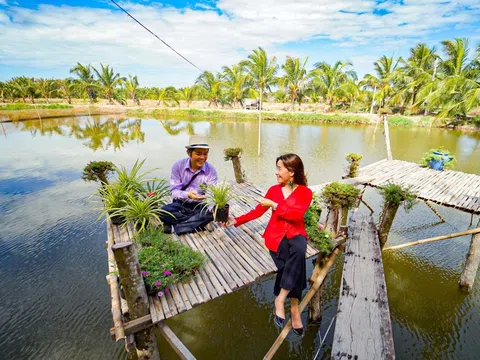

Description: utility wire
[110,0,203,72]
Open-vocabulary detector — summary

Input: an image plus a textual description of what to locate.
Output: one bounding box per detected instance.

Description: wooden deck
[109,182,319,326]
[332,214,395,360]
[357,159,480,214]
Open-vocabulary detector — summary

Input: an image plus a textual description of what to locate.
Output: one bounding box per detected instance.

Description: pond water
[0,117,479,359]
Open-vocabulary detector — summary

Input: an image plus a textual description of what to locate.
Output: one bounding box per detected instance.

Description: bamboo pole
[257,89,263,156]
[263,246,342,360]
[383,227,480,251]
[424,200,446,223]
[383,115,393,160]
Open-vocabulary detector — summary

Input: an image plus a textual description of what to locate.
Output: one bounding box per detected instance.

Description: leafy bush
[137,228,206,296]
[321,182,360,209]
[378,183,418,212]
[304,193,333,254]
[82,161,115,185]
[345,153,363,178]
[224,147,243,161]
[388,116,414,127]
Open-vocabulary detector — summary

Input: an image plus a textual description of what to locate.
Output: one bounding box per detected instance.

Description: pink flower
[141,271,147,276]
[147,191,155,197]
[155,281,162,287]
[163,270,171,276]
[157,291,164,297]
[164,288,169,293]
[318,224,324,231]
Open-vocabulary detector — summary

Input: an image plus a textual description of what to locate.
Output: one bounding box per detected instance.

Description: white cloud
[0,0,479,86]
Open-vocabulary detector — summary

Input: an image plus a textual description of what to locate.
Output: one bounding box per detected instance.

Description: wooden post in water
[309,206,342,321]
[459,219,480,293]
[113,241,160,360]
[383,114,393,160]
[224,148,245,183]
[378,203,400,249]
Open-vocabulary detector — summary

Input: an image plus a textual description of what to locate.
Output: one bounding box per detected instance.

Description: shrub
[82,161,115,185]
[321,182,360,209]
[345,153,363,178]
[137,228,206,296]
[304,193,333,254]
[378,183,417,212]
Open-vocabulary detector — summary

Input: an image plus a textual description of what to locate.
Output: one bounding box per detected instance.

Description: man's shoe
[162,224,172,234]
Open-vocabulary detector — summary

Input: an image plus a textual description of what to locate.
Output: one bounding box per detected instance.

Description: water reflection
[1,117,480,359]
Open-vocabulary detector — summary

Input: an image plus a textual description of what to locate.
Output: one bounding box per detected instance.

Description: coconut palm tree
[57,79,75,104]
[157,87,179,107]
[92,64,125,104]
[70,62,97,103]
[242,47,279,155]
[420,38,480,119]
[124,74,140,105]
[361,56,400,109]
[221,64,250,108]
[195,71,223,107]
[10,76,37,103]
[176,87,197,108]
[36,78,57,103]
[312,61,357,108]
[278,56,314,109]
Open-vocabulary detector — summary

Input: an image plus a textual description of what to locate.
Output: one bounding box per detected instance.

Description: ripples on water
[0,117,479,359]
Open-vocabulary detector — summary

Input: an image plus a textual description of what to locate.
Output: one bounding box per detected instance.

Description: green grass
[0,103,73,110]
[387,116,414,127]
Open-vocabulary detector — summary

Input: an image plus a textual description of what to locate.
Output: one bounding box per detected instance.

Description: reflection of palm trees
[73,117,106,151]
[159,120,195,136]
[126,119,145,143]
[14,118,67,137]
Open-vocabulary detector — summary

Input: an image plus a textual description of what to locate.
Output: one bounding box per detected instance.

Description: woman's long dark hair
[276,153,308,186]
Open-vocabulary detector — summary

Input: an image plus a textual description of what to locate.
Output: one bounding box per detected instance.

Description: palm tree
[312,61,357,108]
[242,47,279,155]
[70,62,97,103]
[278,56,314,109]
[92,64,125,104]
[361,56,400,109]
[221,64,250,108]
[11,76,37,103]
[36,78,56,103]
[176,87,197,108]
[124,74,140,105]
[157,87,179,107]
[420,38,480,119]
[57,79,74,104]
[195,71,223,107]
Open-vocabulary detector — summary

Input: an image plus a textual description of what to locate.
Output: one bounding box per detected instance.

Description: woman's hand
[256,197,277,208]
[221,217,237,227]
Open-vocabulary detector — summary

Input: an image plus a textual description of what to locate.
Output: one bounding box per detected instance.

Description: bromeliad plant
[137,228,206,296]
[91,158,173,231]
[200,181,246,222]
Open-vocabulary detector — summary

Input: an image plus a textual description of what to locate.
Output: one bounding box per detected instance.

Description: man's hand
[187,190,206,201]
[256,197,276,208]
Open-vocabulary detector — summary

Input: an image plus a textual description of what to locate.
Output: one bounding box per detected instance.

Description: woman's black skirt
[269,235,307,299]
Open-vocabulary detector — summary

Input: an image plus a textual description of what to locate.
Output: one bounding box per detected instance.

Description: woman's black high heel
[273,308,285,328]
[292,327,304,337]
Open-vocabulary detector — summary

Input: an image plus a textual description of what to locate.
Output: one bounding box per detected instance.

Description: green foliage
[93,182,130,218]
[304,193,334,254]
[201,182,245,218]
[420,147,455,170]
[82,160,115,185]
[137,228,206,295]
[378,183,418,212]
[120,192,171,233]
[114,158,158,193]
[321,181,360,209]
[224,147,243,161]
[345,152,363,178]
[388,116,414,127]
[0,103,72,110]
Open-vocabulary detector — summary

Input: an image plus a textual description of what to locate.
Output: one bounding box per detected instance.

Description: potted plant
[94,182,130,225]
[201,182,243,222]
[420,148,455,171]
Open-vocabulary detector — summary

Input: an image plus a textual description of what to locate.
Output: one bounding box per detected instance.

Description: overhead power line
[110,0,203,72]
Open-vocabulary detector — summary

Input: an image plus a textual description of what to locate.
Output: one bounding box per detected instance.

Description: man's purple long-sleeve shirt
[170,158,218,201]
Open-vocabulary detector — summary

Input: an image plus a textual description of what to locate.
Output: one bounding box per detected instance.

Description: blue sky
[1,0,479,87]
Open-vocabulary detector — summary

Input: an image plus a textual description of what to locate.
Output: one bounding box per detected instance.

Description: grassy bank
[126,108,377,125]
[0,105,124,121]
[0,103,73,110]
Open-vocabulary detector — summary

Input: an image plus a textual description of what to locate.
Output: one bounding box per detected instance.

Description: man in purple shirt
[160,135,218,234]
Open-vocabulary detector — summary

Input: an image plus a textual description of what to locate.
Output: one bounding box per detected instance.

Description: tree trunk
[231,156,244,183]
[309,207,342,321]
[257,88,263,156]
[459,219,480,293]
[378,203,400,248]
[113,242,160,360]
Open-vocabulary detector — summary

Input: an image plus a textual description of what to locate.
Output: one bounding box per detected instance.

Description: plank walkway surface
[357,159,480,214]
[332,214,395,360]
[109,182,319,324]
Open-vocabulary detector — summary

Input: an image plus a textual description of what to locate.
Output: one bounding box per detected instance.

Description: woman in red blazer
[226,153,312,336]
